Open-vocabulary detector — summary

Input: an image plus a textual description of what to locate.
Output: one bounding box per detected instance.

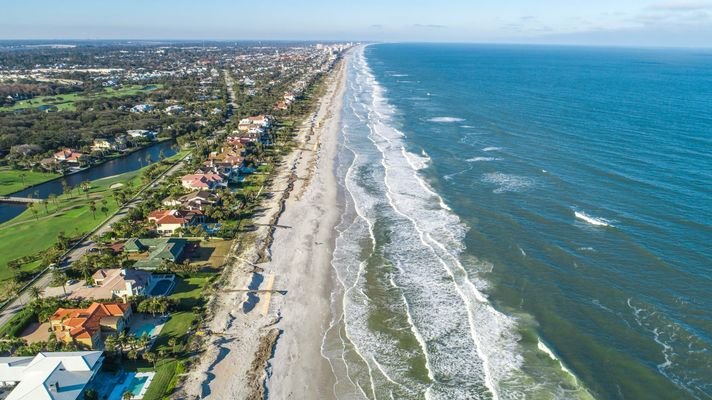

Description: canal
[0,140,178,224]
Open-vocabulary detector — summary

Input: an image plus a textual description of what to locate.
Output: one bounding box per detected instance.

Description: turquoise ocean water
[321,44,711,400]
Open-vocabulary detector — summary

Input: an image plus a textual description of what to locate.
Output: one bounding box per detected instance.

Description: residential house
[50,303,132,349]
[164,105,185,114]
[91,136,127,152]
[66,268,153,300]
[0,351,103,400]
[181,173,227,191]
[53,148,87,165]
[124,238,187,270]
[126,129,157,140]
[129,104,154,113]
[162,190,219,211]
[148,209,206,236]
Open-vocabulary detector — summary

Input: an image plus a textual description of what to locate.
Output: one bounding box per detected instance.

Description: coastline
[178,50,348,399]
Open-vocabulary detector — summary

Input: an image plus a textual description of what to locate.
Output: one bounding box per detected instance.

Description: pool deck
[128,314,166,343]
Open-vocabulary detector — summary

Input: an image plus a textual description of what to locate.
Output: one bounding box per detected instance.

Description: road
[0,154,189,328]
[224,69,237,117]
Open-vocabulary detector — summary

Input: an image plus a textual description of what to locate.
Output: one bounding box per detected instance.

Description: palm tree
[143,351,157,369]
[28,286,43,302]
[122,390,133,400]
[18,172,27,187]
[168,337,178,355]
[76,259,93,283]
[89,201,97,219]
[51,269,68,295]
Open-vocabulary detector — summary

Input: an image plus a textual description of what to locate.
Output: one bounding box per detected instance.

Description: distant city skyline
[2,0,711,47]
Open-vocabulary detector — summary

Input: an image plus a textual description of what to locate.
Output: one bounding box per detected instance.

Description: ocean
[321,44,712,400]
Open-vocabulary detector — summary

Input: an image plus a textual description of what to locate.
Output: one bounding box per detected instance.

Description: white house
[0,351,103,400]
[130,104,154,113]
[164,105,185,114]
[126,129,157,140]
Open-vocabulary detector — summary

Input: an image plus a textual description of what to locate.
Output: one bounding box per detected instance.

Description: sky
[1,0,711,47]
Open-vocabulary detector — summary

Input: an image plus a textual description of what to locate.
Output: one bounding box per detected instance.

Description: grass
[0,152,186,281]
[0,168,60,196]
[139,274,211,400]
[1,84,164,112]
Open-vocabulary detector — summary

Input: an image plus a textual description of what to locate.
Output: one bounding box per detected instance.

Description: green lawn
[140,274,211,400]
[0,172,139,280]
[0,151,186,281]
[0,169,60,196]
[1,84,164,112]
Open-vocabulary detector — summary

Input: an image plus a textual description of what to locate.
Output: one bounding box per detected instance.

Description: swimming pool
[108,372,155,400]
[148,279,174,296]
[132,324,158,338]
[128,375,148,397]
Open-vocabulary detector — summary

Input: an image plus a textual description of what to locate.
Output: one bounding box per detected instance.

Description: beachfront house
[162,190,219,211]
[181,173,227,191]
[148,209,206,236]
[0,351,104,400]
[124,237,187,270]
[50,303,132,349]
[65,268,154,300]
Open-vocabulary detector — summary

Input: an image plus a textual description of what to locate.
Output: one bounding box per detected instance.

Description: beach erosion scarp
[177,50,349,399]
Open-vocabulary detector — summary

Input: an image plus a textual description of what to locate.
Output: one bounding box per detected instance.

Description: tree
[81,180,91,198]
[84,389,99,400]
[168,337,178,355]
[18,172,26,187]
[28,286,43,302]
[143,351,157,369]
[122,390,133,400]
[75,258,93,283]
[48,193,57,207]
[41,199,49,214]
[89,200,97,219]
[51,269,68,295]
[27,202,39,220]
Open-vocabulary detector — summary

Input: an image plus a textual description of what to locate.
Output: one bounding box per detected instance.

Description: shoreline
[178,51,349,399]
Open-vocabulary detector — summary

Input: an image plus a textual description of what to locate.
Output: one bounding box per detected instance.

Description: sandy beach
[178,50,348,400]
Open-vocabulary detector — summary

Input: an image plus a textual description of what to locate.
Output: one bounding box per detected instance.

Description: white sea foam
[327,45,526,400]
[428,117,465,123]
[574,211,613,227]
[467,157,502,162]
[537,340,578,381]
[391,73,409,77]
[482,147,502,152]
[481,172,535,194]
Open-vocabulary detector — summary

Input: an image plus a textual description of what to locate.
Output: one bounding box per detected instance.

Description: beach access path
[178,52,349,399]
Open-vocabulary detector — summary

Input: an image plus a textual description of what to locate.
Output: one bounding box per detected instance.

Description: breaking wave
[428,117,465,123]
[574,211,613,227]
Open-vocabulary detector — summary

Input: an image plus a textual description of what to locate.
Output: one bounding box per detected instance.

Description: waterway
[0,140,178,224]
